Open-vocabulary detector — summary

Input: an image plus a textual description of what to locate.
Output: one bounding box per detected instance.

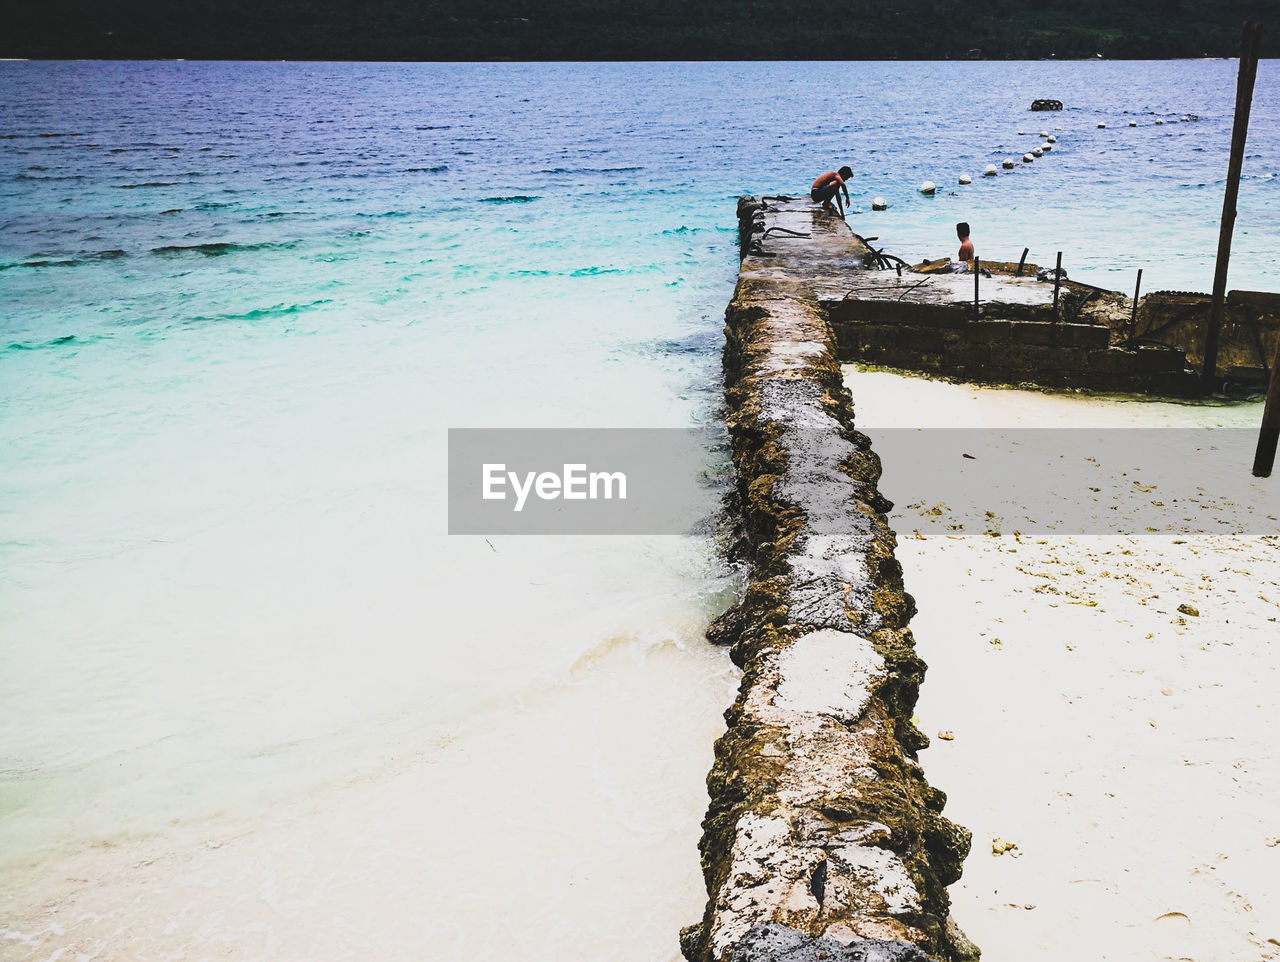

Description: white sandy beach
[847,366,1280,962]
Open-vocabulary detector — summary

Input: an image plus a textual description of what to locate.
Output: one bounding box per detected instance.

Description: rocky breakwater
[681,197,976,962]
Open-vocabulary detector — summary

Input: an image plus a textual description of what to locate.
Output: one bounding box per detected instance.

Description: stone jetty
[683,195,1277,962]
[680,199,977,962]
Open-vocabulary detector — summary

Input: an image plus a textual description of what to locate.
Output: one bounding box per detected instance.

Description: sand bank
[847,366,1279,962]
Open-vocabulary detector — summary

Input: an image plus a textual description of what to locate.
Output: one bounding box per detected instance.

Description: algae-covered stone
[991,838,1019,856]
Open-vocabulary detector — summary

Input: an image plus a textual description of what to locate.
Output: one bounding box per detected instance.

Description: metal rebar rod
[1130,269,1144,341]
[974,257,980,318]
[1052,251,1062,319]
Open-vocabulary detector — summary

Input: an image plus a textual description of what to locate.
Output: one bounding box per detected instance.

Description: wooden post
[1016,247,1029,276]
[1203,20,1264,389]
[1130,269,1143,342]
[1253,336,1280,477]
[1052,251,1062,319]
[974,256,981,318]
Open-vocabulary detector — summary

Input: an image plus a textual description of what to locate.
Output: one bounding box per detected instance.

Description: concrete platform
[740,196,1198,395]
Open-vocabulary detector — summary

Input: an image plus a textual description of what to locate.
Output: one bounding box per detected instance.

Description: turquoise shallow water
[0,60,1277,960]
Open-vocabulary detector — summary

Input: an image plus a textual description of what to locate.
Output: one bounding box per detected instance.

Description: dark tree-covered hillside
[5,0,1275,60]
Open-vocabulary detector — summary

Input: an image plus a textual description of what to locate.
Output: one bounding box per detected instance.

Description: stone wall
[1134,290,1279,384]
[822,277,1199,396]
[826,296,1199,394]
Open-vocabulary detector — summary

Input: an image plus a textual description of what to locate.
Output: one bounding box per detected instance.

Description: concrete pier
[681,199,976,962]
[727,197,1227,395]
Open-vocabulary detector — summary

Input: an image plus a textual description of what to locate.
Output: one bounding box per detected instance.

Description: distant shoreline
[5,0,1270,63]
[0,56,1260,64]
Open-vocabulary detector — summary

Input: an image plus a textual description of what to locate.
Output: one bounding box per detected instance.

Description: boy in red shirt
[811,166,853,218]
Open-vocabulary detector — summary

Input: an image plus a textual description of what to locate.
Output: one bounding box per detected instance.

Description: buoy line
[860,101,1203,214]
[842,103,1203,218]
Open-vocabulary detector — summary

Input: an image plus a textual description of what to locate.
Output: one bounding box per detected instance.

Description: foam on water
[1,59,1278,960]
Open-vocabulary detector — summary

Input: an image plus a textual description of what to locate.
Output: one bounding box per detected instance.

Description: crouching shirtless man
[811,166,853,218]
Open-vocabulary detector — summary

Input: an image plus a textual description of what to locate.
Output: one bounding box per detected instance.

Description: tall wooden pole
[1202,21,1264,389]
[1253,336,1280,477]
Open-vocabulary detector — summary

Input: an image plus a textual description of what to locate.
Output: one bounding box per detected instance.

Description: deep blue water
[3,62,1279,348]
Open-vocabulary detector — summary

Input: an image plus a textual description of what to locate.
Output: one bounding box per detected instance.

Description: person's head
[956,221,971,240]
[838,166,853,180]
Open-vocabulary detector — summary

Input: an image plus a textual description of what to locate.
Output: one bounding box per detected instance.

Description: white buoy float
[1040,142,1052,151]
[1155,118,1165,125]
[871,197,887,211]
[919,181,936,195]
[1038,130,1049,138]
[1002,158,1016,169]
[1023,153,1035,163]
[958,173,972,185]
[984,163,998,177]
[1031,147,1043,157]
[1054,125,1062,130]
[1098,122,1107,128]
[1047,135,1057,143]
[1129,120,1137,127]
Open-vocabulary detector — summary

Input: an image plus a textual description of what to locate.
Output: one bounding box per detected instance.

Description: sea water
[1,60,1277,960]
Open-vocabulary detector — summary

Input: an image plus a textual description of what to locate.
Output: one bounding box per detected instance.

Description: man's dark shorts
[811,183,839,204]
